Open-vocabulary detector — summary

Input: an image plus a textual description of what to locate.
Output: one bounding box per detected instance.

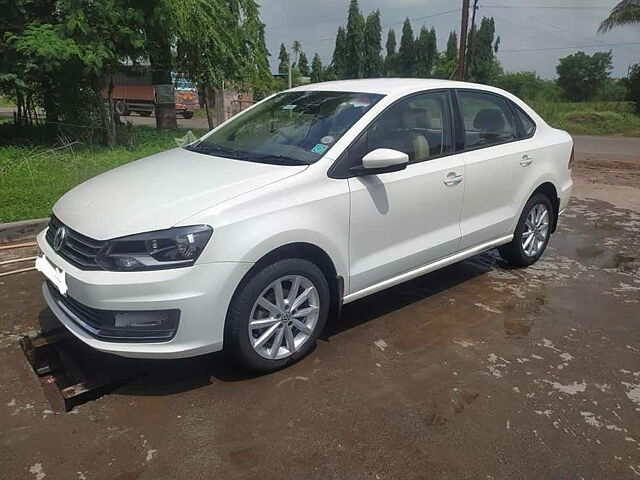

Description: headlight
[96,225,213,271]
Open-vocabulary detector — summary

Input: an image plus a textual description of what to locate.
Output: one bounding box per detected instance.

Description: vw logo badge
[53,226,67,251]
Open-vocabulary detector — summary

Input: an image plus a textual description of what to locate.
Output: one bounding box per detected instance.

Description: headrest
[473,108,505,132]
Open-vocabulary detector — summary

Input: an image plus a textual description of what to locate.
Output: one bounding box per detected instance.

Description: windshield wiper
[186,143,245,159]
[246,154,308,166]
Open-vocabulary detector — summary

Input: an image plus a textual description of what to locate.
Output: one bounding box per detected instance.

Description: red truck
[106,69,199,119]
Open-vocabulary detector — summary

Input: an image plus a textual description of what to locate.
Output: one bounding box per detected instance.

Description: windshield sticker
[311,144,328,154]
[320,135,335,144]
[282,104,297,110]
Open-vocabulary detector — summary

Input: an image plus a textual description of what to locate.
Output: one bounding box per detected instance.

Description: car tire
[114,100,129,116]
[499,193,554,268]
[224,258,330,372]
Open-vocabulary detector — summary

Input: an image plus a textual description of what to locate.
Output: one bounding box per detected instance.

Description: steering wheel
[273,128,294,144]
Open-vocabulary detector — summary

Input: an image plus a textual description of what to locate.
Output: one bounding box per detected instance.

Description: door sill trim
[343,234,513,304]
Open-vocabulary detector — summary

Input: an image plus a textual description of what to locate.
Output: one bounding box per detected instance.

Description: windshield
[187,90,384,165]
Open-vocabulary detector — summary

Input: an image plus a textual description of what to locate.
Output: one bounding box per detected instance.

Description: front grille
[45,215,105,270]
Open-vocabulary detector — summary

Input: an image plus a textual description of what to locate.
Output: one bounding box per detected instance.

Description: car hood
[53,147,307,240]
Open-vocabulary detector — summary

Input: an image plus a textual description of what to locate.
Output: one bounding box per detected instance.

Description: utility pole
[456,0,470,81]
[465,0,479,82]
[287,52,292,89]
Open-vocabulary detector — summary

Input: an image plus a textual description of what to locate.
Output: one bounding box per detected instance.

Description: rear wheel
[181,111,194,119]
[114,100,129,116]
[138,110,152,117]
[225,258,330,372]
[499,193,554,267]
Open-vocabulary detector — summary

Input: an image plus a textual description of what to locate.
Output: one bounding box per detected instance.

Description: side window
[365,91,453,164]
[513,104,536,138]
[457,90,517,149]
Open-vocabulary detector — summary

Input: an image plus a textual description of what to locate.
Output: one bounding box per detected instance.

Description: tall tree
[466,17,502,84]
[363,9,383,78]
[298,51,310,77]
[414,26,437,77]
[398,18,415,77]
[311,53,324,83]
[331,26,348,78]
[445,31,458,62]
[598,0,640,32]
[175,0,272,128]
[345,0,365,78]
[384,28,398,76]
[556,50,613,102]
[278,42,288,75]
[132,0,179,129]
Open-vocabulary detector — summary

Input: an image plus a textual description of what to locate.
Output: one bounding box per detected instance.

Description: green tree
[433,31,458,79]
[331,26,348,78]
[310,53,324,83]
[556,50,613,102]
[298,51,309,77]
[278,42,288,75]
[495,71,544,100]
[175,0,272,128]
[345,0,365,78]
[598,0,640,32]
[445,31,458,62]
[466,17,502,84]
[384,28,398,76]
[398,18,414,77]
[363,10,382,78]
[414,26,437,77]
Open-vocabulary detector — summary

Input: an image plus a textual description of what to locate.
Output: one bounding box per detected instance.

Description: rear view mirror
[351,148,409,176]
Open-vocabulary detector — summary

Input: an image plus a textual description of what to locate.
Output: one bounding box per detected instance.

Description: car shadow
[33,250,506,401]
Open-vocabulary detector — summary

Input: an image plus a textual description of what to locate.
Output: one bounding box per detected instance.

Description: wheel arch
[531,182,560,232]
[228,242,344,327]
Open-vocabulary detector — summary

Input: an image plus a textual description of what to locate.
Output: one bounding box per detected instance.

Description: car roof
[288,78,495,96]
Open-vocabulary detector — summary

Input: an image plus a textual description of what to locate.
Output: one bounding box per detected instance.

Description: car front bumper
[37,229,252,359]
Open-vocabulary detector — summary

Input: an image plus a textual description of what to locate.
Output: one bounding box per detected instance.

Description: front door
[347,90,465,294]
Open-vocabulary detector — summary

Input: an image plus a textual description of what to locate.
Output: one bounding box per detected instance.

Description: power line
[275,8,461,46]
[483,5,640,54]
[499,42,640,53]
[482,4,612,9]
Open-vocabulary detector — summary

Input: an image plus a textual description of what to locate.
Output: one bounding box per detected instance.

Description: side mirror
[350,148,409,176]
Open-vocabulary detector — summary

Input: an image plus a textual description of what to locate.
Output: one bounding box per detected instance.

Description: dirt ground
[1,143,639,479]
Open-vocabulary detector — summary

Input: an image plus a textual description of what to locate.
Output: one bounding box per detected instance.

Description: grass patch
[530,101,640,136]
[0,126,207,222]
[0,96,15,108]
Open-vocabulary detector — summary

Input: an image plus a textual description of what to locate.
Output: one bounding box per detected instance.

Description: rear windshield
[187,91,384,165]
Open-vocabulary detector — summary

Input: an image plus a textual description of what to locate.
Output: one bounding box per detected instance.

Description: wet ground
[1,149,639,479]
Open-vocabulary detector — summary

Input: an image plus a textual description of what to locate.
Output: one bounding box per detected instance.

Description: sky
[259,0,640,79]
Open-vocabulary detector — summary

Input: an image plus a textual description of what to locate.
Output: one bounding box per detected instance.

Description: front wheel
[499,193,554,267]
[224,258,330,372]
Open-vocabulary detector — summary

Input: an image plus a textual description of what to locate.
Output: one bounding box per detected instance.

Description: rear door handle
[444,172,463,186]
[520,154,533,167]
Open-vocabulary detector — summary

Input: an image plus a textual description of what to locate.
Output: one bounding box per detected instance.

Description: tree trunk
[150,49,177,129]
[107,78,117,145]
[204,86,214,130]
[214,87,226,126]
[95,85,116,147]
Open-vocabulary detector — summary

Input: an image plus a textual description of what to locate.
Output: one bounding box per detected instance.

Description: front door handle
[444,172,463,186]
[520,154,533,167]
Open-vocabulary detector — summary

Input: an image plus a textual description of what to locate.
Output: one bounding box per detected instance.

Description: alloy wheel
[248,275,320,360]
[522,203,550,257]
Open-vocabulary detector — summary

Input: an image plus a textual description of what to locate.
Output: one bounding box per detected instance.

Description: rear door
[344,90,466,293]
[455,89,533,250]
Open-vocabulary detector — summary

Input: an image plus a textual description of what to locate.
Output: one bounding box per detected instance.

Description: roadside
[0,142,639,478]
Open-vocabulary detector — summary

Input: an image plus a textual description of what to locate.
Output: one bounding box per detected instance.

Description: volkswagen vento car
[36,79,573,371]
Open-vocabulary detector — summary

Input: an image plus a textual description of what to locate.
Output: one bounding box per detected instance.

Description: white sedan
[36,79,573,371]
